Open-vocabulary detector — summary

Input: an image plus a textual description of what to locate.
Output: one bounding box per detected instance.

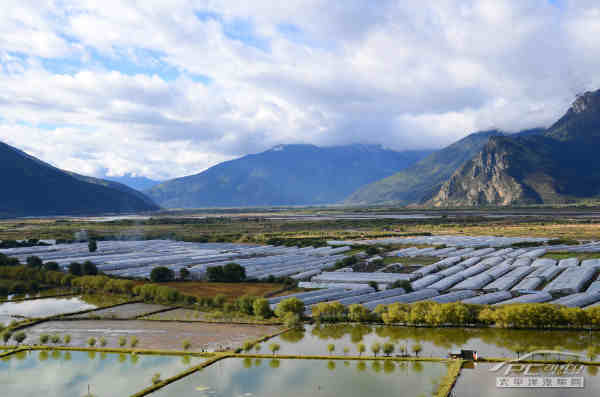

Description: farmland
[3,208,600,396]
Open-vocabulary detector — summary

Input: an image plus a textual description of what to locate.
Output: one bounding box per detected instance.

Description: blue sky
[0,0,599,180]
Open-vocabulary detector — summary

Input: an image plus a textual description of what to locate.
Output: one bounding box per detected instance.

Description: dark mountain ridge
[0,141,160,217]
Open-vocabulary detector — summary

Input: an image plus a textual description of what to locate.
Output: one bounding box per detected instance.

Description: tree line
[306,300,600,329]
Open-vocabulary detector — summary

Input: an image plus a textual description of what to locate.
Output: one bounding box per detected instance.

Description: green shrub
[274,297,305,318]
[13,331,26,344]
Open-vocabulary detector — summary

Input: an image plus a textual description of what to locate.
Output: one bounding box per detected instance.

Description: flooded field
[0,350,203,397]
[268,324,600,359]
[453,362,600,397]
[150,357,448,397]
[0,296,97,325]
[25,320,281,351]
[67,302,174,319]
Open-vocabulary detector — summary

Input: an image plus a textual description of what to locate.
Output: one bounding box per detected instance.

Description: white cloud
[1,0,600,180]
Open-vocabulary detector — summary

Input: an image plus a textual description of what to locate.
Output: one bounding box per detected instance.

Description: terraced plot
[25,320,281,352]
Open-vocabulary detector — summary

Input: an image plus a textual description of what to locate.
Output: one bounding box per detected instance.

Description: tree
[383,343,395,357]
[119,336,126,347]
[366,246,379,256]
[152,373,162,385]
[412,344,422,357]
[26,256,43,268]
[236,295,256,315]
[269,343,280,355]
[180,268,190,280]
[88,239,98,253]
[327,343,335,355]
[43,262,60,271]
[68,262,82,276]
[13,332,26,344]
[283,312,302,328]
[130,336,139,348]
[206,266,225,282]
[253,298,271,319]
[182,340,191,351]
[64,335,71,345]
[343,347,350,356]
[348,304,372,322]
[2,331,12,345]
[275,297,305,318]
[357,343,366,356]
[389,280,413,292]
[82,261,98,275]
[40,334,50,344]
[206,263,246,282]
[242,340,253,352]
[51,335,61,344]
[99,337,107,347]
[88,337,96,347]
[371,342,381,357]
[368,281,379,291]
[150,266,175,283]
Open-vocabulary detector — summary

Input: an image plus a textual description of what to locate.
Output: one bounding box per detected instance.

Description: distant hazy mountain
[429,89,600,206]
[146,144,432,208]
[104,174,159,191]
[345,130,503,205]
[0,141,160,217]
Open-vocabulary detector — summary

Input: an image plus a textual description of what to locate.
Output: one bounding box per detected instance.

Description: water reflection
[0,296,97,321]
[270,324,600,358]
[0,350,203,396]
[151,358,447,397]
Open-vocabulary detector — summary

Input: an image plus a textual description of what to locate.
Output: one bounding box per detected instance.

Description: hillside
[146,144,432,208]
[0,141,160,217]
[429,89,600,206]
[344,130,503,205]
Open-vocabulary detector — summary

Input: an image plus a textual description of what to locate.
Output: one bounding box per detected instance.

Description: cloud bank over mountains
[1,0,600,180]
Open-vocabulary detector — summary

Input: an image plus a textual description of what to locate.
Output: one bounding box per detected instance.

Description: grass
[433,360,463,397]
[157,281,286,301]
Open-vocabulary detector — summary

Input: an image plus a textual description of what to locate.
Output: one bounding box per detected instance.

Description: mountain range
[145,144,432,208]
[429,90,600,206]
[0,142,159,217]
[4,89,600,215]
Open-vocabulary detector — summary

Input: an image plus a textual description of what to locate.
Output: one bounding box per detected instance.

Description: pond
[266,324,600,359]
[0,296,97,325]
[150,357,448,397]
[453,361,600,396]
[0,350,203,397]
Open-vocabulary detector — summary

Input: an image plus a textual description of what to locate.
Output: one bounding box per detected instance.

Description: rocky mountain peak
[570,89,600,114]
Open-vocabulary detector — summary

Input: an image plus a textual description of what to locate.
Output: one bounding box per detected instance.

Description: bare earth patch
[65,303,175,319]
[24,320,281,352]
[142,308,205,321]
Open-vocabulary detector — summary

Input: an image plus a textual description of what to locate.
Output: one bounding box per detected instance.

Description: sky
[1,0,600,181]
